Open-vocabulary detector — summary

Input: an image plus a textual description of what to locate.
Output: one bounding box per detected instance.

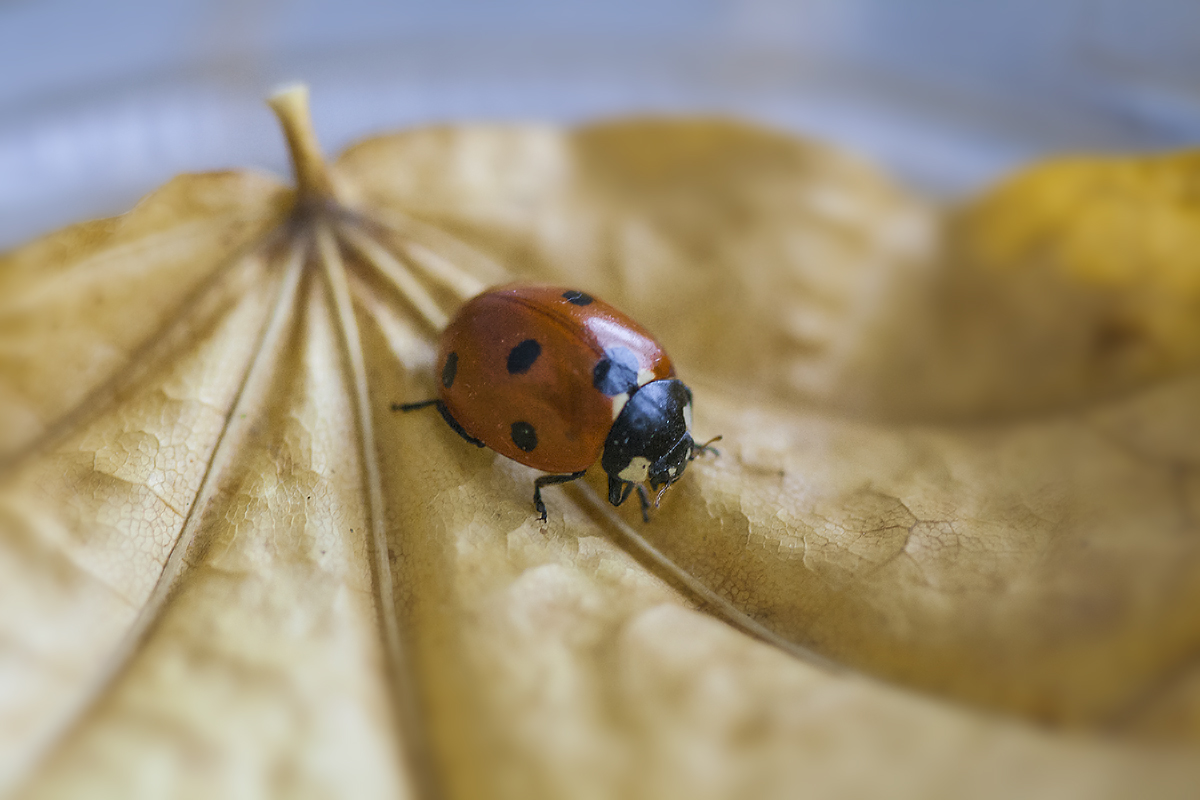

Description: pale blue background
[2,0,1198,247]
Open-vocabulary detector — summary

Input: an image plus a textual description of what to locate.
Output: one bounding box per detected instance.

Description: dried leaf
[1,86,1197,799]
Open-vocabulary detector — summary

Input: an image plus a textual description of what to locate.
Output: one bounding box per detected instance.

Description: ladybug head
[601,379,695,511]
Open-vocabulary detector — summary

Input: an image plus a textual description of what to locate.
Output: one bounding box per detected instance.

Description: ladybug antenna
[691,435,722,459]
[654,483,669,508]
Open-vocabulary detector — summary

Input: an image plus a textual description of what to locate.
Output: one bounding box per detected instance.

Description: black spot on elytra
[442,352,458,388]
[507,339,542,374]
[562,290,593,306]
[592,346,639,396]
[511,421,538,452]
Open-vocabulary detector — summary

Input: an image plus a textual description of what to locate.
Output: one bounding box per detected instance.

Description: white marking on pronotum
[636,368,655,386]
[610,392,629,420]
[683,401,693,431]
[618,456,651,483]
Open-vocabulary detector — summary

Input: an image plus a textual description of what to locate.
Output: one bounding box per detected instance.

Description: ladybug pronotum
[396,284,716,521]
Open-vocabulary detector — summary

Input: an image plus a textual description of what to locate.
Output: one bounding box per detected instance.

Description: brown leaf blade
[0,232,288,788]
[338,119,1200,766]
[0,173,291,459]
[2,87,1199,799]
[22,250,407,797]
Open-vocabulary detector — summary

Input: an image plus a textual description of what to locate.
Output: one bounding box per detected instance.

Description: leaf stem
[268,83,336,201]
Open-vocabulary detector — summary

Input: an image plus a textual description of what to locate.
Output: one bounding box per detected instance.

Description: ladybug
[395,284,717,521]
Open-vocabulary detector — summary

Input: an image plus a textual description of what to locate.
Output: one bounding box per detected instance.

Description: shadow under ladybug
[393,284,719,522]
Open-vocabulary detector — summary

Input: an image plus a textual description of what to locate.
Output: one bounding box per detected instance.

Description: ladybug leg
[392,399,485,448]
[690,434,723,460]
[608,477,654,523]
[533,470,588,522]
[607,475,634,507]
[635,485,652,523]
[392,399,438,412]
[434,402,486,447]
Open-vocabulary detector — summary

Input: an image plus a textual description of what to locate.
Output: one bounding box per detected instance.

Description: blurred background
[1,0,1198,249]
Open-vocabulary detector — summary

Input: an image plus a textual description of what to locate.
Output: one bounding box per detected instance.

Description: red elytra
[438,283,674,472]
